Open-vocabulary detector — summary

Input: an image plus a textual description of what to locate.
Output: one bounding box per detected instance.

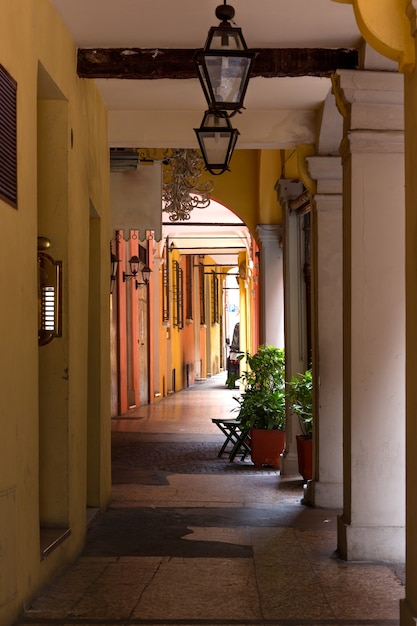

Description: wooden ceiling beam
[77,47,358,80]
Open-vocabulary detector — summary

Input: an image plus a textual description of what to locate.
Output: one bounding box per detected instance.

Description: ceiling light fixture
[194,1,254,118]
[194,110,239,176]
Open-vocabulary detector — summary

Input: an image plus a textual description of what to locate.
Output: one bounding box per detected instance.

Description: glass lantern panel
[200,131,233,165]
[209,27,246,51]
[205,56,251,105]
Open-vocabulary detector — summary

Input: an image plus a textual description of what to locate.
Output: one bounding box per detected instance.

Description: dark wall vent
[0,65,17,208]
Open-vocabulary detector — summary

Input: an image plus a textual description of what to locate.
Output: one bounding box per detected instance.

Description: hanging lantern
[194,110,239,175]
[195,1,254,117]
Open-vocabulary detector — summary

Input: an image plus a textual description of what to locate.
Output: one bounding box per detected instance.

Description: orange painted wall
[116,234,128,414]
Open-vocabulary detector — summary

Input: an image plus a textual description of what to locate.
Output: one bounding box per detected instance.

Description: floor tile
[132,557,262,620]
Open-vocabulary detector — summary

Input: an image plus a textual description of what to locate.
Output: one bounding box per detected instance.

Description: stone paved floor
[15,373,405,626]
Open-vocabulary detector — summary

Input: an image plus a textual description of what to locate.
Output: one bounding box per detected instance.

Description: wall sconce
[123,255,140,282]
[110,251,120,294]
[38,236,62,346]
[123,255,152,289]
[135,265,152,289]
[194,1,254,117]
[194,109,239,175]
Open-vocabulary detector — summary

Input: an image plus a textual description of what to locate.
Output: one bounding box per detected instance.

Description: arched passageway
[111,193,261,417]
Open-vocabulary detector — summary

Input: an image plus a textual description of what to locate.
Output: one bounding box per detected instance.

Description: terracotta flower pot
[250,428,285,469]
[296,434,313,481]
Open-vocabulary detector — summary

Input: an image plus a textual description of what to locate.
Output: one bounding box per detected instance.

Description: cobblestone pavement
[111,371,284,478]
[112,433,283,477]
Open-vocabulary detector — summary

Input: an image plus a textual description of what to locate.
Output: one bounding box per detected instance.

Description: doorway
[138,285,149,405]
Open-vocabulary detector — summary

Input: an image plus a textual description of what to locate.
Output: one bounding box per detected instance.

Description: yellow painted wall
[333,0,414,70]
[0,1,110,624]
[258,150,283,225]
[201,149,284,238]
[200,150,259,235]
[282,145,316,194]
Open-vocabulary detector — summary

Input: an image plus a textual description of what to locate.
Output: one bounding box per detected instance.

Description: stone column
[306,156,343,509]
[334,69,405,561]
[256,224,284,348]
[277,180,308,475]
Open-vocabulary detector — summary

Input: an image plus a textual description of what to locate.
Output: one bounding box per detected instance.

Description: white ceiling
[50,0,361,49]
[50,0,362,149]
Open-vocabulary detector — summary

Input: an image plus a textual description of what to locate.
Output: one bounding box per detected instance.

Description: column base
[337,515,405,562]
[279,450,300,476]
[307,480,343,509]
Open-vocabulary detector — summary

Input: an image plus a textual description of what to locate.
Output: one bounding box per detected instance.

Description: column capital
[256,224,283,246]
[307,156,342,194]
[341,129,404,156]
[314,194,343,213]
[333,69,404,132]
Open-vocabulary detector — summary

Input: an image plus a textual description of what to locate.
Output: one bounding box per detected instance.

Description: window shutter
[0,65,17,208]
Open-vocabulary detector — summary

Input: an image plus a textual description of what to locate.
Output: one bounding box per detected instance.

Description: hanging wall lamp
[123,255,140,282]
[135,265,152,289]
[194,109,239,175]
[194,1,254,117]
[123,255,152,290]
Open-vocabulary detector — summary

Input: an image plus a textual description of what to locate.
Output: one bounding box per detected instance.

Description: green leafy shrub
[287,369,313,436]
[234,345,285,430]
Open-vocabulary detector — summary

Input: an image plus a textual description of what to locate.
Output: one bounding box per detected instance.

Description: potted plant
[234,345,285,469]
[287,369,313,481]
